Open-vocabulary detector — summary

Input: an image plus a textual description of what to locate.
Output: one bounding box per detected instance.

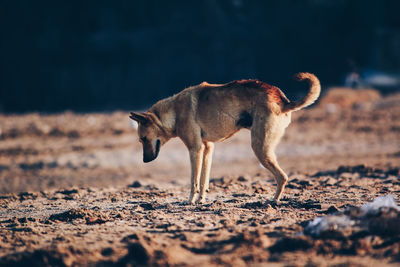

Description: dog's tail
[282,72,321,113]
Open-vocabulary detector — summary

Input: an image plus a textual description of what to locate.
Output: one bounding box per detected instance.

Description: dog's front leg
[187,144,205,204]
[197,142,214,204]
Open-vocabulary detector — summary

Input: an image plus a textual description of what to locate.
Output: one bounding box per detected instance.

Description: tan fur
[130,72,321,204]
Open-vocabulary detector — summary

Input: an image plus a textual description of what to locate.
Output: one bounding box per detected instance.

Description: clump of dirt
[18,192,38,201]
[49,208,109,225]
[312,164,399,179]
[0,248,70,267]
[0,147,39,157]
[56,189,79,195]
[118,234,167,266]
[186,229,270,263]
[269,236,314,253]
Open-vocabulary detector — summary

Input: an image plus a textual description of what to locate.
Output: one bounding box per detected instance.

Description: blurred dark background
[1,0,400,113]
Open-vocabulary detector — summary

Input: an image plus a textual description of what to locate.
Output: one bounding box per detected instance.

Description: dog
[130,73,321,204]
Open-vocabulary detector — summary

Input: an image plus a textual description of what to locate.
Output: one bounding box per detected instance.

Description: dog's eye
[140,136,147,143]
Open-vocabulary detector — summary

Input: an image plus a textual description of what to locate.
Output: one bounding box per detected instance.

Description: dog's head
[130,112,167,163]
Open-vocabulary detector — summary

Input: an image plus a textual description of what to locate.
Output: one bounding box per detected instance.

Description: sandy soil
[0,92,400,266]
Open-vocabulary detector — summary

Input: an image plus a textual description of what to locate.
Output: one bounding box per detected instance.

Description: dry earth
[0,92,400,266]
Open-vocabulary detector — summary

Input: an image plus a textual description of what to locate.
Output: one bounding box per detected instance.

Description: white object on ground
[305,195,399,236]
[305,215,354,236]
[361,194,399,214]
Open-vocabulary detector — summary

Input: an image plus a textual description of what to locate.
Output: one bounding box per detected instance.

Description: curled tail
[283,72,321,112]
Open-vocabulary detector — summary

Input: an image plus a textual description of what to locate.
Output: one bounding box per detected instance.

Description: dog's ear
[129,112,149,125]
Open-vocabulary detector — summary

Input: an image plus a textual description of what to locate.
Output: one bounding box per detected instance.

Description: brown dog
[130,73,321,204]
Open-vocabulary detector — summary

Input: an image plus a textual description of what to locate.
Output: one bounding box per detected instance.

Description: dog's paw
[186,197,197,205]
[195,197,205,204]
[185,193,198,205]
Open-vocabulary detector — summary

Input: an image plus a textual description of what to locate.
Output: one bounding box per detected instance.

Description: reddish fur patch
[229,79,284,103]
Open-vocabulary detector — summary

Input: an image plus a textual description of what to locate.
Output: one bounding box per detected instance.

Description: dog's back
[190,74,319,142]
[191,80,285,141]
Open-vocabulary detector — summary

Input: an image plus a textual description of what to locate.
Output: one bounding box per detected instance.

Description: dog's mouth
[143,139,160,163]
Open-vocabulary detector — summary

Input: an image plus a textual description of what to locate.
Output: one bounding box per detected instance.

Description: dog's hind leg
[251,115,289,201]
[197,141,215,204]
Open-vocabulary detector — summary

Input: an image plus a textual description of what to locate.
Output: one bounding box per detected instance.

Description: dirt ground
[0,91,400,266]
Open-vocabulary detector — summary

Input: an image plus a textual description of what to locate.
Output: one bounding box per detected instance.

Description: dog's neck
[158,109,177,137]
[150,98,177,138]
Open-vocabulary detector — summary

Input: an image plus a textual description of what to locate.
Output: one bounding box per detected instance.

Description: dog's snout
[143,155,155,163]
[142,139,161,163]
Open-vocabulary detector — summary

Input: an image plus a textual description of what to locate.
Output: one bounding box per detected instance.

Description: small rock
[56,189,78,195]
[139,203,155,210]
[387,167,399,176]
[18,192,38,201]
[17,217,27,224]
[18,162,44,171]
[242,201,264,209]
[322,205,340,214]
[48,127,64,137]
[129,181,142,188]
[67,130,80,139]
[101,247,114,256]
[269,236,314,253]
[298,180,312,187]
[237,176,248,182]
